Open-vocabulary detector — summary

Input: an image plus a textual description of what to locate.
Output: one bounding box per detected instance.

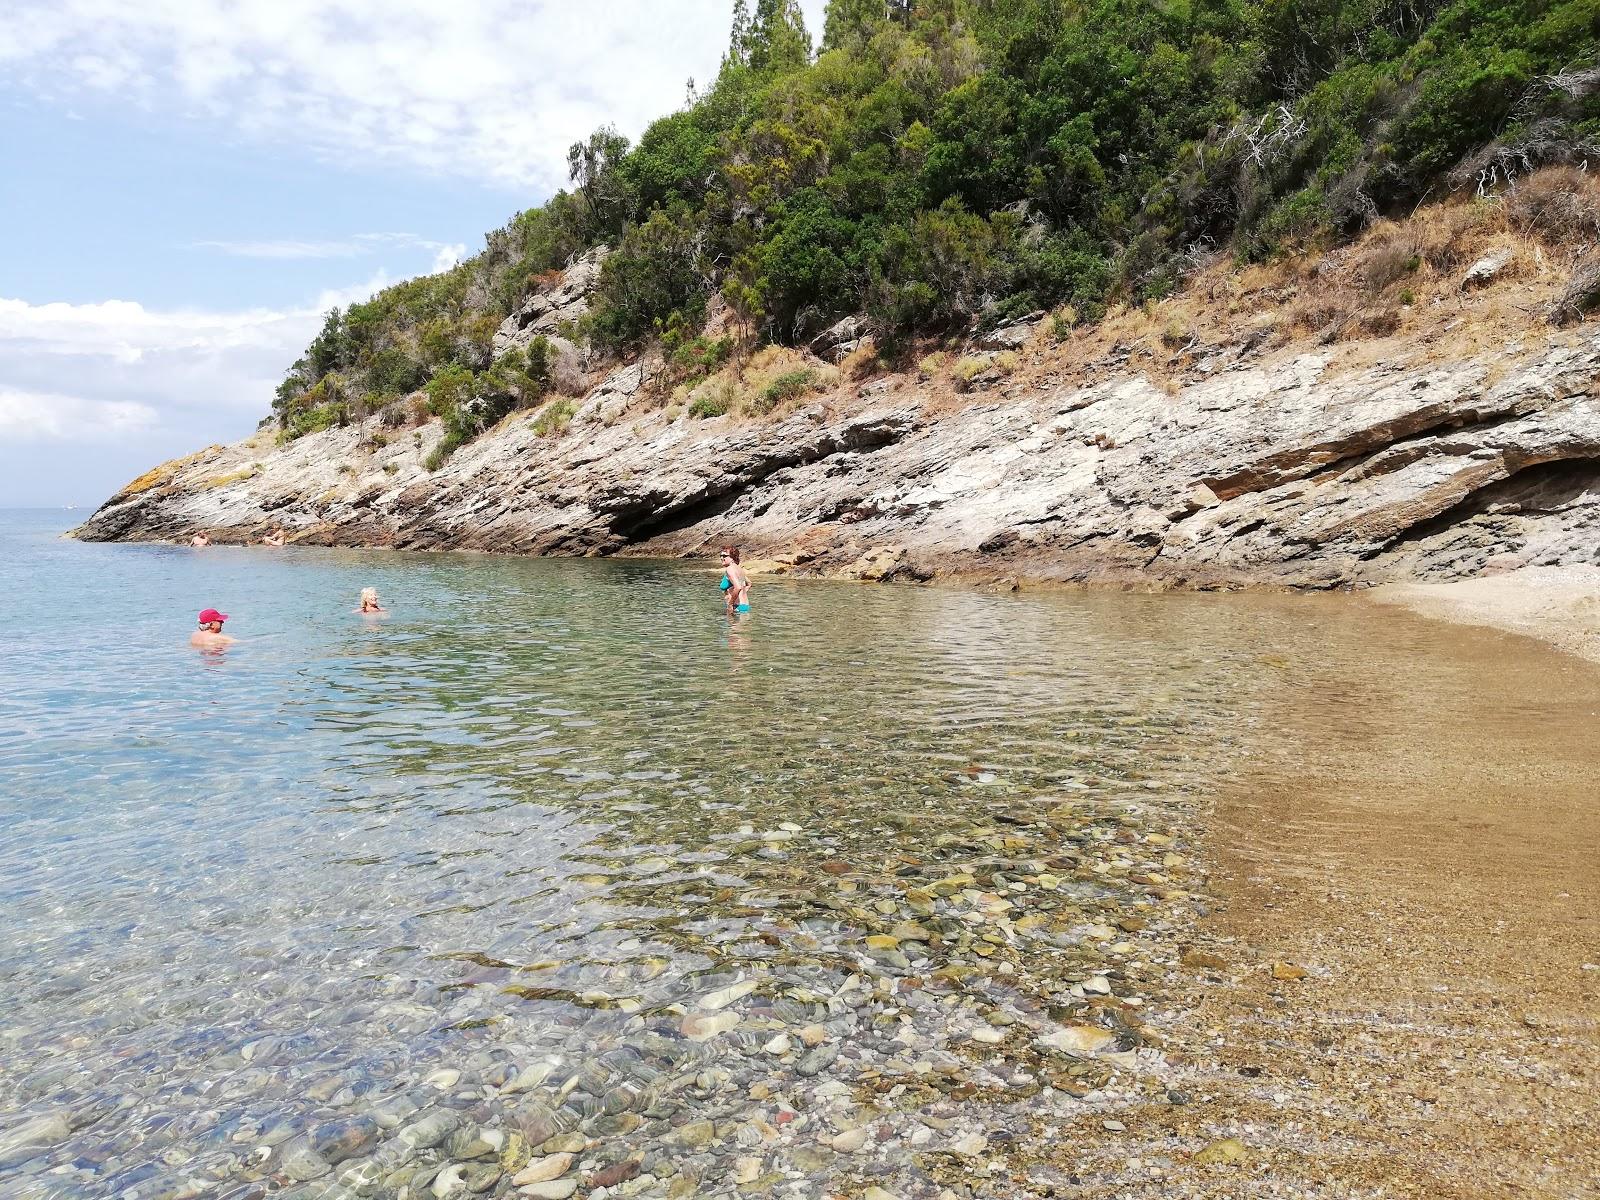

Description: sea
[1,507,1589,1199]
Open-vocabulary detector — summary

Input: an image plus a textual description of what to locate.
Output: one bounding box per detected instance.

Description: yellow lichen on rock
[117,446,222,497]
[199,465,262,490]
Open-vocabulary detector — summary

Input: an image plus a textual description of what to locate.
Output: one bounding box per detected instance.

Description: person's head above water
[720,545,741,565]
[359,587,384,612]
[197,608,228,632]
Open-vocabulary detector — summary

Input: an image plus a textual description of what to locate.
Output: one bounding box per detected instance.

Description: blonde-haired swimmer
[357,587,387,615]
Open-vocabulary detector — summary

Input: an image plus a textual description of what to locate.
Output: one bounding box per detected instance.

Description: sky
[0,0,828,508]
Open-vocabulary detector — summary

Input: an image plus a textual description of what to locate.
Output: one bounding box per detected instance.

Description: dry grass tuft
[199,465,262,491]
[1359,308,1403,338]
[1358,223,1422,295]
[120,447,218,496]
[1506,166,1600,252]
[673,346,836,421]
[1290,285,1359,338]
[1415,199,1504,270]
[841,338,880,380]
[951,355,990,391]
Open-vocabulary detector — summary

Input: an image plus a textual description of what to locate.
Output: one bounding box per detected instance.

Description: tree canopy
[272,0,1600,443]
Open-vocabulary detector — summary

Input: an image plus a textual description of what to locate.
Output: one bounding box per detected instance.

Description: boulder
[1461,249,1512,289]
[977,313,1042,350]
[809,315,865,361]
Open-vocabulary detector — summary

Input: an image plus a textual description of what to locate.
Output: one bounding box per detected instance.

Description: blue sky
[0,0,826,508]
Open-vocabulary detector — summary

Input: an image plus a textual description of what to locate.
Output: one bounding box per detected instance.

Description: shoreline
[1369,565,1600,666]
[24,517,1600,1195]
[1087,596,1600,1198]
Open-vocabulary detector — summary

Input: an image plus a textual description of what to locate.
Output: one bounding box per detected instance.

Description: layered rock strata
[76,324,1600,589]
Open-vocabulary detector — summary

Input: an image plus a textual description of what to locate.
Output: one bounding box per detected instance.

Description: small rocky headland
[67,4,1600,1196]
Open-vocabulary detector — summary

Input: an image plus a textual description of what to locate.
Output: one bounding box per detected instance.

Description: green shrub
[1049,307,1079,342]
[663,319,734,386]
[365,347,426,395]
[532,398,577,435]
[280,405,336,442]
[425,364,476,418]
[688,378,737,418]
[752,368,818,412]
[587,203,708,349]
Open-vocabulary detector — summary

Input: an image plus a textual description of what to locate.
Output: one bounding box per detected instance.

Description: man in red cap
[191,608,236,648]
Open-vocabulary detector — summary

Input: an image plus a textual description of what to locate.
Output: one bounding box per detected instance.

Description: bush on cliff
[419,340,554,469]
[271,0,1600,443]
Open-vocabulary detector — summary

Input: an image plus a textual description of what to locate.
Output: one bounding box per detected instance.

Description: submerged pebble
[2,565,1217,1200]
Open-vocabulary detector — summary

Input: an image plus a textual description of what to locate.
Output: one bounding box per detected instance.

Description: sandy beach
[1372,566,1600,666]
[1165,592,1600,1197]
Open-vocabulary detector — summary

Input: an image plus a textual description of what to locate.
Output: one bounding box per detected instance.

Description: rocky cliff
[75,235,1600,591]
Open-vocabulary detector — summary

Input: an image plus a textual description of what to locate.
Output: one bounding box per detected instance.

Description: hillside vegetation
[271,0,1600,454]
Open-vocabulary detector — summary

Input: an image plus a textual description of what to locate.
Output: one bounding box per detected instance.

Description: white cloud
[191,239,370,260]
[430,242,467,272]
[0,274,391,446]
[1,0,829,189]
[0,388,158,441]
[192,231,469,264]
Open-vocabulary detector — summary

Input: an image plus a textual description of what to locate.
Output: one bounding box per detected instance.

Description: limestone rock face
[977,313,1042,350]
[74,325,1600,591]
[492,247,608,356]
[809,316,865,361]
[572,362,644,427]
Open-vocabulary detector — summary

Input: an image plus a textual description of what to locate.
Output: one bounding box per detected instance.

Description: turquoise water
[7,508,1575,1199]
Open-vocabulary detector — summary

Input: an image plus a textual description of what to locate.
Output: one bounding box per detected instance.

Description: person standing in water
[190,532,211,548]
[720,546,751,615]
[356,587,387,615]
[190,608,236,647]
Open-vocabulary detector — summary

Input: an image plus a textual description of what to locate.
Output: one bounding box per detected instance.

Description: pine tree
[726,0,752,68]
[747,0,812,72]
[822,0,887,52]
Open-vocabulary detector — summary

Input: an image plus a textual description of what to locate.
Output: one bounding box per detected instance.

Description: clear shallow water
[3,510,1593,1199]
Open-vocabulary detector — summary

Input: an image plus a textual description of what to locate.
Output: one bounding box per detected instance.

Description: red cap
[198,609,229,625]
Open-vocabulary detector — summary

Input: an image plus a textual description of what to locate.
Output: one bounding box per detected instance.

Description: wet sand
[1372,565,1600,665]
[1160,607,1600,1197]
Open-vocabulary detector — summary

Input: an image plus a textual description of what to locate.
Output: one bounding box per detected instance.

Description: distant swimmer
[191,608,236,648]
[720,545,751,615]
[260,528,287,547]
[190,532,211,548]
[356,587,387,615]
